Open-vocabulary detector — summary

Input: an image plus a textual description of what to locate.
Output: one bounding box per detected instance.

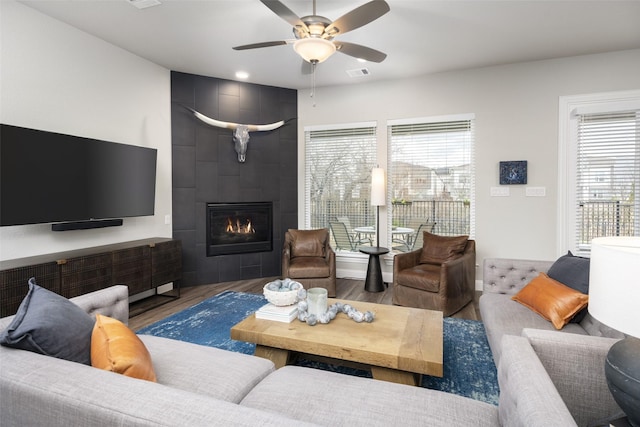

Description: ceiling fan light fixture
[293,38,336,63]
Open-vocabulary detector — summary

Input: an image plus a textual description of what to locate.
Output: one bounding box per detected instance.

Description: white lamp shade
[293,38,336,63]
[370,168,386,206]
[589,236,640,338]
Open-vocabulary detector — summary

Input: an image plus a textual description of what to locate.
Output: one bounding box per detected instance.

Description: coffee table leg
[254,345,290,369]
[370,366,421,386]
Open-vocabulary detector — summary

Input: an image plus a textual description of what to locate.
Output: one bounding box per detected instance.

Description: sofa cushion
[547,251,590,323]
[419,232,468,265]
[289,229,327,258]
[91,314,157,382]
[511,273,589,329]
[0,278,94,365]
[139,334,276,403]
[241,366,498,427]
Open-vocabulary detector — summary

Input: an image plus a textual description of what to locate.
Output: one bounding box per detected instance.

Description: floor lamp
[589,237,640,426]
[371,167,386,248]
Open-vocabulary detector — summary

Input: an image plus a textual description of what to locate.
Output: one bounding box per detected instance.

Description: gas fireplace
[206,202,273,256]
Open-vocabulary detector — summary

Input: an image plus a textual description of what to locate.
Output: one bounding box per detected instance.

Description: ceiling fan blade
[233,41,289,50]
[325,0,390,36]
[260,0,309,33]
[334,41,387,63]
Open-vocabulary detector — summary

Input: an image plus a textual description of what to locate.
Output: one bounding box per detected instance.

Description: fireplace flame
[225,217,256,234]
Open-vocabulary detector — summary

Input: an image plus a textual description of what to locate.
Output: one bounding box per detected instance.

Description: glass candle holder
[307,288,328,317]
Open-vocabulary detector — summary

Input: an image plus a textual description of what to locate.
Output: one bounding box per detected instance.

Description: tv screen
[0,124,157,226]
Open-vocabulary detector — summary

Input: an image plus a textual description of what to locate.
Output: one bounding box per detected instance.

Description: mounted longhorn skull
[185,107,285,162]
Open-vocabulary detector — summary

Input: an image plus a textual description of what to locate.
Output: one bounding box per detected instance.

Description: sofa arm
[521,328,623,427]
[482,258,553,295]
[498,335,577,427]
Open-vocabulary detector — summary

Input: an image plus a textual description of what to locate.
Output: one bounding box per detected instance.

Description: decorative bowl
[263,278,303,306]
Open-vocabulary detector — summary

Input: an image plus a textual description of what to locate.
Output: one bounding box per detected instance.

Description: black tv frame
[1,124,157,229]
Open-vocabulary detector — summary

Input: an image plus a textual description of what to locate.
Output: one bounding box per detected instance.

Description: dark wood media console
[0,238,182,317]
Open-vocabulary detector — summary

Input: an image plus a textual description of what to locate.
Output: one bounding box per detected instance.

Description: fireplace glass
[206,202,273,256]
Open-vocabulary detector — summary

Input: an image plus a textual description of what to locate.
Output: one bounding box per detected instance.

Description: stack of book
[255,303,298,323]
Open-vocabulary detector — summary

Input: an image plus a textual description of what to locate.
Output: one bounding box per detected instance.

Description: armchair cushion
[511,273,589,329]
[287,258,331,279]
[419,232,469,265]
[288,229,328,258]
[395,263,441,292]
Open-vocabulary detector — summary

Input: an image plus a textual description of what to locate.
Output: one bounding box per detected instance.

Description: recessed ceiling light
[357,58,367,63]
[235,71,249,79]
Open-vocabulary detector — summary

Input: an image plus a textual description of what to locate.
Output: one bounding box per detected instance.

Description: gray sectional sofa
[480,257,626,426]
[0,284,589,426]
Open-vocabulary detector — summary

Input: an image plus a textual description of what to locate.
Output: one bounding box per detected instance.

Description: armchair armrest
[281,239,292,277]
[393,248,421,271]
[324,241,336,279]
[521,328,622,426]
[440,240,475,299]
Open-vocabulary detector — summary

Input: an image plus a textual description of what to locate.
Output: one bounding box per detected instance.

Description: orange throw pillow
[91,314,157,382]
[512,272,589,330]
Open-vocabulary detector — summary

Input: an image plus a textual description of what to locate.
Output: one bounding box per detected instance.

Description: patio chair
[395,221,436,252]
[329,220,362,251]
[336,216,372,246]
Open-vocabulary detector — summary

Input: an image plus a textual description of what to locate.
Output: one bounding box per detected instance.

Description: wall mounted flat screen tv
[1,124,157,227]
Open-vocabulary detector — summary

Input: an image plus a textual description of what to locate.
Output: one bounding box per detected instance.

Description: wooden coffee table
[230,299,443,386]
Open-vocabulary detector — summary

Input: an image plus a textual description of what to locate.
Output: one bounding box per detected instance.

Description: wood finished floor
[128,277,481,331]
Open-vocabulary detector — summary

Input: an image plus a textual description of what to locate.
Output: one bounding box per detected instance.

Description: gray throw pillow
[547,251,590,323]
[0,278,94,365]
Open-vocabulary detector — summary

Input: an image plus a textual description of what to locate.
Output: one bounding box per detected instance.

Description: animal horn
[247,121,285,132]
[184,106,239,130]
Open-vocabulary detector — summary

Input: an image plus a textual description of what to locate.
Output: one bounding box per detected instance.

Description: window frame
[557,90,640,255]
[387,113,476,245]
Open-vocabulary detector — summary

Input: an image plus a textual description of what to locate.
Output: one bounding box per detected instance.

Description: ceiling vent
[127,0,161,10]
[346,68,371,78]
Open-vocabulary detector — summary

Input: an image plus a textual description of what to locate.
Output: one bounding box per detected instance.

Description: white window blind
[575,110,640,254]
[304,123,377,250]
[388,115,475,244]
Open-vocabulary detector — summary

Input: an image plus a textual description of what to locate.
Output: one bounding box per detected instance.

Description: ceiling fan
[233,0,390,64]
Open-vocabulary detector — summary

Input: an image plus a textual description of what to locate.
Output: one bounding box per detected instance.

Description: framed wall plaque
[499,161,527,185]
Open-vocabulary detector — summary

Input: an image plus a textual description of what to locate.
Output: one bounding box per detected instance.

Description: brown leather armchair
[393,232,475,316]
[282,228,336,297]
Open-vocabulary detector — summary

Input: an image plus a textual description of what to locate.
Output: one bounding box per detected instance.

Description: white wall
[297,49,640,281]
[0,1,172,262]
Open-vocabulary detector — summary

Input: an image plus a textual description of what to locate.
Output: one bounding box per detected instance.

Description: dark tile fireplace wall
[170,71,298,286]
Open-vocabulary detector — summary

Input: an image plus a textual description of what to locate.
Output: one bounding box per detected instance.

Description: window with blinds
[388,115,475,245]
[575,110,640,253]
[304,123,377,250]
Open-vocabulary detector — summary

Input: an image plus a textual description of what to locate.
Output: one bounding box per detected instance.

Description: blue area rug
[137,291,499,405]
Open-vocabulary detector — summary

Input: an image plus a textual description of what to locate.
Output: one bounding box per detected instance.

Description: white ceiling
[18,0,640,90]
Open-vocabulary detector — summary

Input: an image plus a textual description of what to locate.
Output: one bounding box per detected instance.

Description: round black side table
[359,246,389,292]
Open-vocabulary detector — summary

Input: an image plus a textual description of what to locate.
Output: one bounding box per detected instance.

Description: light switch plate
[526,187,546,197]
[490,187,510,197]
